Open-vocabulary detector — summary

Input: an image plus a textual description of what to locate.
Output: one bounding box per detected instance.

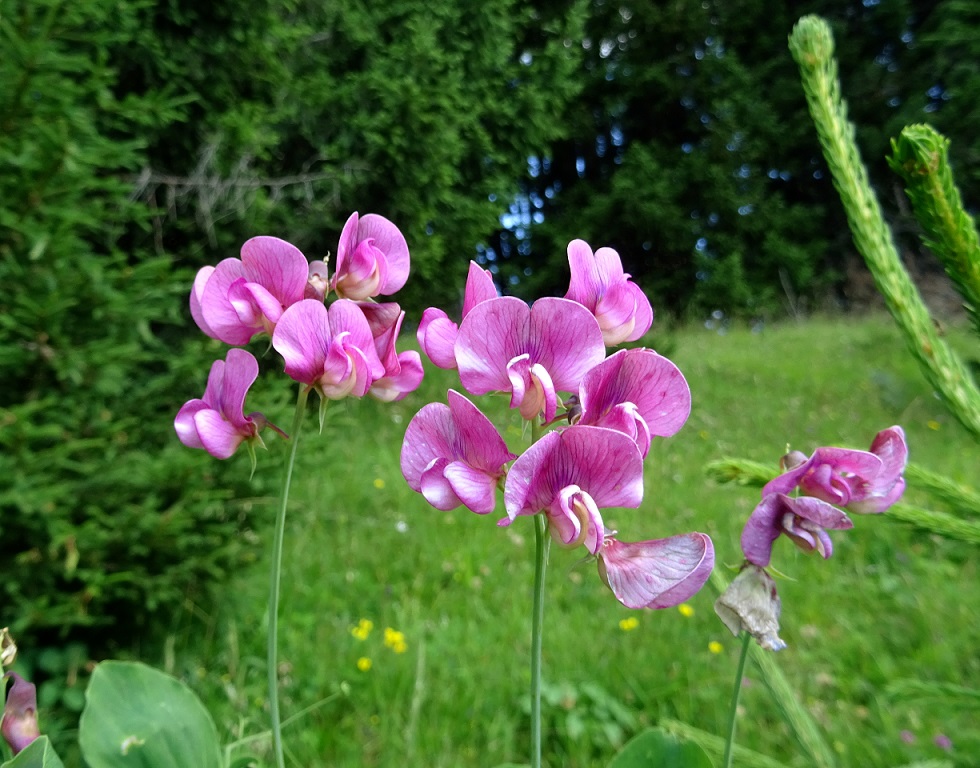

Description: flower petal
[598,533,715,609]
[272,299,331,385]
[240,235,310,307]
[417,308,460,369]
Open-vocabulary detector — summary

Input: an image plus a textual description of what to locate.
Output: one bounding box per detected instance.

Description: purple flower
[175,349,278,459]
[271,298,384,398]
[741,493,854,567]
[417,262,497,370]
[576,348,691,457]
[2,673,39,755]
[597,532,714,610]
[456,296,605,423]
[356,302,424,402]
[331,212,410,300]
[503,426,644,554]
[763,426,908,514]
[564,239,654,346]
[401,390,516,514]
[191,236,310,345]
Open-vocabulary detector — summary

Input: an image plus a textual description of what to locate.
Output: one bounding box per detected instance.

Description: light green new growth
[788,16,980,442]
[887,125,980,336]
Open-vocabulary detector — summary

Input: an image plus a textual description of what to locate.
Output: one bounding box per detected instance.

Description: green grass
[169,314,978,768]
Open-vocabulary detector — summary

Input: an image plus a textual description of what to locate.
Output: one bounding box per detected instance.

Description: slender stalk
[530,512,549,768]
[268,385,310,768]
[722,631,752,768]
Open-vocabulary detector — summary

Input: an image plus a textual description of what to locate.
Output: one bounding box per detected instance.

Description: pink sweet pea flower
[331,212,410,300]
[193,236,311,345]
[597,533,715,609]
[456,296,605,423]
[306,259,330,301]
[576,348,691,457]
[2,673,40,755]
[272,298,384,398]
[503,426,644,554]
[741,493,854,568]
[564,239,654,346]
[401,390,516,514]
[356,301,424,402]
[417,262,497,370]
[175,349,278,459]
[763,426,907,513]
[847,426,908,513]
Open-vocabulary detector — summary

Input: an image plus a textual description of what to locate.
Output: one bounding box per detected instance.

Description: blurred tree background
[1,0,976,684]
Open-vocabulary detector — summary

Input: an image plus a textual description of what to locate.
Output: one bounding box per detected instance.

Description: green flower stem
[722,631,752,768]
[268,384,310,768]
[530,512,549,768]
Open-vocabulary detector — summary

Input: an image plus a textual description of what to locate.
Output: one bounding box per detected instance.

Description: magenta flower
[456,296,605,423]
[401,390,516,514]
[271,298,384,398]
[306,258,330,301]
[2,673,39,755]
[564,239,654,346]
[741,493,854,567]
[331,212,410,300]
[576,348,691,457]
[597,533,714,609]
[503,426,644,554]
[763,426,907,513]
[174,349,277,459]
[192,236,310,345]
[417,262,497,369]
[356,301,424,402]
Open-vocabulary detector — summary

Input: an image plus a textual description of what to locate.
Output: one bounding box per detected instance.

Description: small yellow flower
[373,477,386,489]
[927,420,940,431]
[708,641,723,654]
[618,617,639,632]
[351,618,374,640]
[383,627,407,653]
[356,657,372,672]
[678,603,695,618]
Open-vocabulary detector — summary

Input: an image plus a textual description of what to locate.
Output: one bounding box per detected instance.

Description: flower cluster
[175,213,422,459]
[404,240,714,610]
[716,427,908,650]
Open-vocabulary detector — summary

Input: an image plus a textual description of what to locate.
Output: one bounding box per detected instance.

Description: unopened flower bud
[2,673,40,755]
[779,450,808,472]
[714,563,786,651]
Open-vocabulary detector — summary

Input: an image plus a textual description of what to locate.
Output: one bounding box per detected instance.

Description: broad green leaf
[1,736,66,768]
[79,661,222,768]
[607,727,714,768]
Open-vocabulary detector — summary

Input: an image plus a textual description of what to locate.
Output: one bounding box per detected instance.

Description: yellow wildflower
[708,641,723,654]
[373,477,386,489]
[383,627,407,653]
[618,617,639,631]
[356,657,372,672]
[678,603,695,618]
[351,618,374,640]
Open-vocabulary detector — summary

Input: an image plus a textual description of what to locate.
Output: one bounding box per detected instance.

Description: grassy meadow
[168,314,978,767]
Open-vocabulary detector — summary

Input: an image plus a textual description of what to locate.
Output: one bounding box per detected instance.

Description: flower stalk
[722,631,752,768]
[268,384,310,768]
[530,512,550,768]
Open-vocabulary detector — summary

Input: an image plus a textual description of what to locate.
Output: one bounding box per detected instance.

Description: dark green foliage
[0,0,269,670]
[497,0,971,318]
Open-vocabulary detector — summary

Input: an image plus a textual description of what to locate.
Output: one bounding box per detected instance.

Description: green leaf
[78,661,222,768]
[0,737,66,768]
[606,727,714,768]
